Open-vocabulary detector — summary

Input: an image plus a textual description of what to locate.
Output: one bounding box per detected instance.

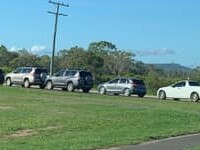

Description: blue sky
[1,0,200,67]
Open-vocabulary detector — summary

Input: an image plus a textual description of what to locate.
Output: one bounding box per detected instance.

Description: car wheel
[67,82,74,92]
[83,88,90,93]
[6,78,12,86]
[45,81,53,90]
[24,79,30,88]
[159,90,166,100]
[190,92,199,102]
[114,93,119,96]
[39,85,45,89]
[138,94,145,98]
[124,88,131,96]
[99,87,106,95]
[62,88,67,91]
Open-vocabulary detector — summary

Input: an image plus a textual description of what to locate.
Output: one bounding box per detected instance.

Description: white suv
[5,67,48,88]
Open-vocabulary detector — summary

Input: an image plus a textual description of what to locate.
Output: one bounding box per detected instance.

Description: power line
[48,0,69,75]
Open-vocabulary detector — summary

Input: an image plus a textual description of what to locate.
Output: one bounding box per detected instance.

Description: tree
[88,41,135,76]
[10,49,38,68]
[88,41,117,54]
[58,46,87,69]
[0,45,17,67]
[36,55,51,71]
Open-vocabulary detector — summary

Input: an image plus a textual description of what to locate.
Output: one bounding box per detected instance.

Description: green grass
[186,147,200,150]
[0,85,200,150]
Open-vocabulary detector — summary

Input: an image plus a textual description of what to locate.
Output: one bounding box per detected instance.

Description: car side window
[22,68,32,73]
[119,79,127,84]
[69,71,77,76]
[173,82,186,87]
[14,68,22,73]
[64,71,70,76]
[109,79,119,84]
[189,81,200,86]
[55,70,64,76]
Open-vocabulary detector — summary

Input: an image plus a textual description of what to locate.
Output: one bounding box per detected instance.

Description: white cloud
[30,45,47,54]
[9,45,50,55]
[136,48,175,57]
[10,46,22,52]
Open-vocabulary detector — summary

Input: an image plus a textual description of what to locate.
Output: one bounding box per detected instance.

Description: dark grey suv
[45,69,94,93]
[98,77,146,97]
[0,69,4,84]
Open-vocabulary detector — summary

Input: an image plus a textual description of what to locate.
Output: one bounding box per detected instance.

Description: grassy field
[0,85,200,150]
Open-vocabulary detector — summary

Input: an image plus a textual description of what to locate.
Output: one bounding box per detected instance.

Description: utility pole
[48,0,69,75]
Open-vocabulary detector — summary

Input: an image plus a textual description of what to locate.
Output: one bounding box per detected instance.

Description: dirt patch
[5,129,37,139]
[4,125,63,139]
[0,106,14,110]
[38,125,63,131]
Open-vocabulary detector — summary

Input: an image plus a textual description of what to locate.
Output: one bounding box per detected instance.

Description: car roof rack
[65,68,87,71]
[24,65,47,68]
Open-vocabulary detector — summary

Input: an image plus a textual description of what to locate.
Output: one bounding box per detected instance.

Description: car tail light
[30,70,35,76]
[74,73,80,80]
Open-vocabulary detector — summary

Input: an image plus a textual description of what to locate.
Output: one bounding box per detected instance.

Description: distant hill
[152,63,192,72]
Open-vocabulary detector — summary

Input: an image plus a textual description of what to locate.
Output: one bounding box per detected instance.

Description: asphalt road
[106,133,200,150]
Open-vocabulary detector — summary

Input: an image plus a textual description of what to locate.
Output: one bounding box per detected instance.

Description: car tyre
[99,87,106,95]
[190,92,199,102]
[159,90,166,100]
[83,88,90,93]
[67,82,74,92]
[39,85,45,89]
[138,94,145,98]
[124,88,131,97]
[24,79,30,88]
[62,88,67,91]
[114,93,119,96]
[6,78,12,86]
[45,81,53,90]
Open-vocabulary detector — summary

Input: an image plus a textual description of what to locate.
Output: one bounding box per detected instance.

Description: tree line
[1,41,200,94]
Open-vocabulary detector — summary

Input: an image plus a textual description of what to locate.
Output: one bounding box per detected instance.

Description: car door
[170,81,186,98]
[106,79,119,92]
[61,70,70,85]
[12,68,23,83]
[53,70,65,86]
[21,68,32,83]
[118,78,128,93]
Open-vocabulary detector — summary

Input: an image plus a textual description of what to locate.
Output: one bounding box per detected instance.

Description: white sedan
[157,80,200,102]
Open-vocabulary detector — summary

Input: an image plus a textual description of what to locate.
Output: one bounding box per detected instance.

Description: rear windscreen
[35,69,48,74]
[132,79,144,85]
[80,71,93,77]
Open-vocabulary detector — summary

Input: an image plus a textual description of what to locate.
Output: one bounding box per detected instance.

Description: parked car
[5,67,48,88]
[157,80,200,102]
[98,77,146,97]
[0,69,4,84]
[45,69,94,93]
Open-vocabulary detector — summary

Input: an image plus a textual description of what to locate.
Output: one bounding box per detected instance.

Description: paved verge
[106,134,200,150]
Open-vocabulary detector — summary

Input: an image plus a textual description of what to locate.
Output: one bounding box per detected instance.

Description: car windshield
[189,81,200,86]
